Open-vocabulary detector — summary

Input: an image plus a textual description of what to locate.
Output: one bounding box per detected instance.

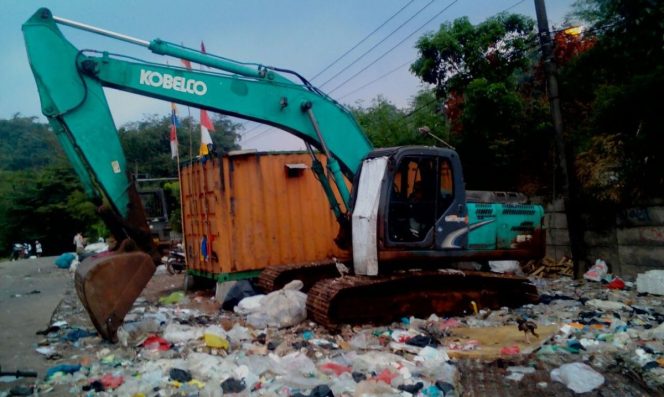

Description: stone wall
[543,201,664,278]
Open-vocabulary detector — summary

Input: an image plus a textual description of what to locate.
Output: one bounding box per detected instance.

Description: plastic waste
[586,299,629,311]
[606,277,626,290]
[489,260,520,274]
[169,368,192,382]
[204,325,229,349]
[435,381,455,396]
[117,318,161,347]
[221,377,246,393]
[319,361,351,376]
[355,380,397,396]
[398,381,424,394]
[500,345,521,355]
[222,280,259,311]
[244,280,307,328]
[159,291,185,305]
[46,364,81,379]
[226,324,253,344]
[141,335,171,351]
[54,253,76,269]
[291,384,334,397]
[100,374,123,389]
[163,322,203,343]
[583,259,608,282]
[234,295,265,315]
[550,362,604,393]
[637,270,664,296]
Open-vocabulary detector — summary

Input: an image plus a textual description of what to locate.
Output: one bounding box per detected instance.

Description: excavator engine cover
[75,251,155,342]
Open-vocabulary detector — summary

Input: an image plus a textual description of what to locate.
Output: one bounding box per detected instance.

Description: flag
[180,58,192,70]
[199,108,214,156]
[169,103,179,159]
[201,41,207,54]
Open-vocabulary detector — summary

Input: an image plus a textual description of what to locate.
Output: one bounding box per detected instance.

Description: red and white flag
[199,108,214,156]
[169,102,179,159]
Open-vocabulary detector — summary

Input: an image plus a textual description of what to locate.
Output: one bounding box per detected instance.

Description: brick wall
[543,200,664,278]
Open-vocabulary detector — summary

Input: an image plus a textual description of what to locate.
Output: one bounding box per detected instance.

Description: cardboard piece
[446,324,559,359]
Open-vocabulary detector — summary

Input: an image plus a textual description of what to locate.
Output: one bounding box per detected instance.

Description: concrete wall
[544,201,664,278]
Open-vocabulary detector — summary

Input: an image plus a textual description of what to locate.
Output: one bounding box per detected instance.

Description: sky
[1,0,576,151]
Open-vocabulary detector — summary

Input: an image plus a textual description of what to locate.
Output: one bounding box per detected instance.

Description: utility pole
[534,0,585,276]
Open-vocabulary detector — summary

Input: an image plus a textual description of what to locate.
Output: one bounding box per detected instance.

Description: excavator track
[307,269,539,330]
[256,260,343,293]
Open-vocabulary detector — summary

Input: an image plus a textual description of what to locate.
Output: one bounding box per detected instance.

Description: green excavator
[23,8,544,341]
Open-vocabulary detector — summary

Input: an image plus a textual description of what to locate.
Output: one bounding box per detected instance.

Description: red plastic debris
[100,374,124,389]
[374,369,398,384]
[319,362,352,376]
[606,277,625,290]
[500,345,521,355]
[141,335,171,351]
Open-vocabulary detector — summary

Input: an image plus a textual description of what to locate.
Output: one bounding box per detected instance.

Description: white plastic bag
[583,259,608,282]
[550,362,604,393]
[244,280,307,328]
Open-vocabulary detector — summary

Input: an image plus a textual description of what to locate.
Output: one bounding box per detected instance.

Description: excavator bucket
[74,251,155,342]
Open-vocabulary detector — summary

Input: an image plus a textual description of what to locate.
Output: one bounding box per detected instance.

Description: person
[11,243,22,260]
[24,242,31,258]
[35,240,43,257]
[73,232,85,254]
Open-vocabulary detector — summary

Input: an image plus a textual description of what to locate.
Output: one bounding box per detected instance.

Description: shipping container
[180,151,350,280]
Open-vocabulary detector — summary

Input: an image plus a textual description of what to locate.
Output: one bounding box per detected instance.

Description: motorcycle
[165,244,186,275]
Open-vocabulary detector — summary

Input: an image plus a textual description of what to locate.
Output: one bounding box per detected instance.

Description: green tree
[119,113,242,178]
[1,163,104,255]
[563,0,664,204]
[349,91,446,148]
[411,14,552,192]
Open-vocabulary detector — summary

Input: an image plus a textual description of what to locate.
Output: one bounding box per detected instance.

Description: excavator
[23,8,544,341]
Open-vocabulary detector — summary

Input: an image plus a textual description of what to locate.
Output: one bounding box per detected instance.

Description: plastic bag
[243,280,307,328]
[222,280,260,310]
[583,259,608,282]
[234,295,265,315]
[54,253,76,269]
[550,362,604,393]
[489,260,520,274]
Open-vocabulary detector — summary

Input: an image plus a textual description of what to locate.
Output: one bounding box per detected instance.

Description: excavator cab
[382,147,467,248]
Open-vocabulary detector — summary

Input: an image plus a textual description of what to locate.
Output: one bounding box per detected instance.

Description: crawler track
[307,270,539,330]
[256,261,341,293]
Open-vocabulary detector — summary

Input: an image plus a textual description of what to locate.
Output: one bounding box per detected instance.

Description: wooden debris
[524,256,574,278]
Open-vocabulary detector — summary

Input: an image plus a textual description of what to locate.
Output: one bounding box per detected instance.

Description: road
[0,256,70,388]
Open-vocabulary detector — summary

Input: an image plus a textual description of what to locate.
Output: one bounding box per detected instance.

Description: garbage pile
[3,261,664,396]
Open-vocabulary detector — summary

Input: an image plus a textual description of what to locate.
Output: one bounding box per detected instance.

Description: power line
[311,0,417,82]
[328,0,460,94]
[503,0,527,12]
[338,59,413,100]
[319,0,438,89]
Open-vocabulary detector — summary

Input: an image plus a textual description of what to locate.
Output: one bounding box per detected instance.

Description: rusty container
[180,151,349,280]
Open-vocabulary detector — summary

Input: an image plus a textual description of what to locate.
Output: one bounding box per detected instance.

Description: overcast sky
[2,0,576,151]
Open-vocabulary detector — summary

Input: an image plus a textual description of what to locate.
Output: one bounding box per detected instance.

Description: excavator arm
[23,8,372,227]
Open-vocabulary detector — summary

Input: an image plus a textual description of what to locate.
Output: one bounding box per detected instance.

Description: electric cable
[318,0,438,89]
[311,0,417,82]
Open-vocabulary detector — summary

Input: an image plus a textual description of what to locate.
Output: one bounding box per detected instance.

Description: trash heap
[6,262,664,396]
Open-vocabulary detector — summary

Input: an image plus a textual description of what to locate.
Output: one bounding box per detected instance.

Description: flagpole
[174,134,187,265]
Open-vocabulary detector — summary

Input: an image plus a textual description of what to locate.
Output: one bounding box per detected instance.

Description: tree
[562,0,664,204]
[1,163,104,255]
[349,91,446,148]
[119,113,242,178]
[411,14,553,192]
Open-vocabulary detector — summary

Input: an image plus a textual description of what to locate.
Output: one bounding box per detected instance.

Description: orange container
[180,151,349,279]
